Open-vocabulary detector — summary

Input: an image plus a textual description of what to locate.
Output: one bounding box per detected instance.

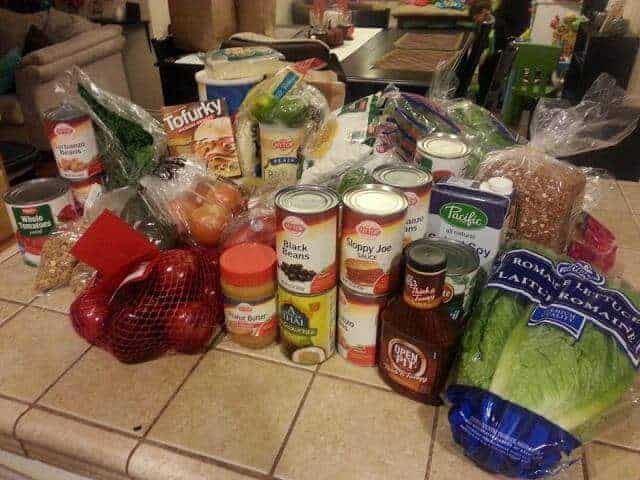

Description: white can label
[340,215,405,295]
[337,287,382,366]
[276,214,337,295]
[47,117,102,180]
[403,189,431,244]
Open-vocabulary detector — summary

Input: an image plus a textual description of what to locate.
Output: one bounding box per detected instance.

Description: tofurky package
[162,100,241,178]
[426,177,511,270]
[447,241,639,479]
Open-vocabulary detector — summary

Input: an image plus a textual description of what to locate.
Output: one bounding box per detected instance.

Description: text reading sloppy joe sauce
[340,185,408,296]
[275,186,339,295]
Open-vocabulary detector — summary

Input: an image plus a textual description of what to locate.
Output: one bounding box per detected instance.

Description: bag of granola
[475,74,639,253]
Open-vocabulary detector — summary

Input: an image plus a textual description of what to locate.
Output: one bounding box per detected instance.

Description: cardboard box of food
[162,100,242,178]
[168,0,237,52]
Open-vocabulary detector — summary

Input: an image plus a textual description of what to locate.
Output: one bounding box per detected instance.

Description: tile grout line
[215,344,317,374]
[141,438,271,480]
[582,446,590,480]
[592,439,640,455]
[0,303,29,332]
[315,369,392,393]
[124,350,209,477]
[424,406,440,480]
[11,345,92,444]
[0,461,38,480]
[268,370,318,477]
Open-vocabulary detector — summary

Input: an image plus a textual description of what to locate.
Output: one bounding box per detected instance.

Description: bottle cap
[220,242,276,287]
[405,240,447,274]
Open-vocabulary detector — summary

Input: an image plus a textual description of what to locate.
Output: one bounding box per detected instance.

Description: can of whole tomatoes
[44,104,103,180]
[337,284,389,367]
[4,178,76,266]
[372,164,432,245]
[278,285,336,365]
[340,184,408,296]
[275,185,339,295]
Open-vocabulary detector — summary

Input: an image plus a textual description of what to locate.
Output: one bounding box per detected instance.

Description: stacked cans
[338,184,408,367]
[275,185,340,366]
[44,103,104,213]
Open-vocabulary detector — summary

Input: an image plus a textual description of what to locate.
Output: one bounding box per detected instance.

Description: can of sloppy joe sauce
[340,184,408,296]
[415,133,471,182]
[4,178,75,266]
[418,239,479,328]
[337,284,389,367]
[278,286,336,365]
[44,103,103,180]
[275,185,339,295]
[372,164,432,245]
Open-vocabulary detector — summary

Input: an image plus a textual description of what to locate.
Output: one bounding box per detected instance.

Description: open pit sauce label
[380,337,439,394]
[337,286,387,366]
[46,115,102,180]
[276,212,338,295]
[224,297,278,338]
[340,211,406,296]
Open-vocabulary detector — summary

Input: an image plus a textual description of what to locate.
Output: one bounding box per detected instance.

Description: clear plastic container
[204,47,285,80]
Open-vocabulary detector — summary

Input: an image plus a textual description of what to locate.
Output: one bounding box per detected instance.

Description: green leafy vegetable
[452,240,638,441]
[79,85,156,188]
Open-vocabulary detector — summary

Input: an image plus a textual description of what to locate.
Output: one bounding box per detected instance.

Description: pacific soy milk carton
[426,177,511,270]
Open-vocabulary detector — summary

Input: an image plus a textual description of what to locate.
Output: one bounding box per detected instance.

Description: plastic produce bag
[70,212,222,363]
[235,61,331,186]
[447,241,640,479]
[58,67,167,190]
[476,74,639,253]
[140,160,247,248]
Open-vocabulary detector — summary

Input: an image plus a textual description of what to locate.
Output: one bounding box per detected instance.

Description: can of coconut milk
[278,285,336,365]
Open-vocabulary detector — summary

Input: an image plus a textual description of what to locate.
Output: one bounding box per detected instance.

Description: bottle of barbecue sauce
[378,240,459,405]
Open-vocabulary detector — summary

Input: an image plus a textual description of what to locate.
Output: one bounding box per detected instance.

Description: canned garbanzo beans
[372,164,432,245]
[278,286,336,365]
[44,104,103,180]
[340,184,408,296]
[4,178,76,266]
[419,239,479,328]
[337,284,389,367]
[415,133,471,182]
[275,185,339,295]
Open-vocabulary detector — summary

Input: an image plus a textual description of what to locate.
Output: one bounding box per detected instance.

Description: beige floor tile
[620,181,640,214]
[129,444,257,480]
[39,349,201,436]
[588,211,640,250]
[612,248,640,290]
[32,287,76,314]
[0,307,88,401]
[0,300,23,326]
[217,334,316,371]
[429,410,583,480]
[0,245,18,264]
[586,443,640,480]
[148,350,311,474]
[587,180,626,212]
[15,408,137,479]
[275,376,435,480]
[0,397,28,456]
[317,354,390,390]
[0,254,38,303]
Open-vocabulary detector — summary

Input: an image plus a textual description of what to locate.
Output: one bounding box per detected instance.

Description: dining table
[340,28,474,102]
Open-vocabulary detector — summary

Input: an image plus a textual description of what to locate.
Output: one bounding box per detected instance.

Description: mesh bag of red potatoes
[70,210,222,363]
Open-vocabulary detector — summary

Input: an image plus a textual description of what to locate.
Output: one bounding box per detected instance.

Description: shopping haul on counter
[3,60,640,478]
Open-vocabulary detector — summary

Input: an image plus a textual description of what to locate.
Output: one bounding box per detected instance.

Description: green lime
[251,93,279,123]
[276,96,309,127]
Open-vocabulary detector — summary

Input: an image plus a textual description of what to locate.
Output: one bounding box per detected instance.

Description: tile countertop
[0,181,639,480]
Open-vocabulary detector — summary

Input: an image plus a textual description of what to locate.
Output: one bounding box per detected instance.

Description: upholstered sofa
[0,8,130,151]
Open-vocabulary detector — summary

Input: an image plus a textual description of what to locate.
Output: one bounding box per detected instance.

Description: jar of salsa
[220,242,278,348]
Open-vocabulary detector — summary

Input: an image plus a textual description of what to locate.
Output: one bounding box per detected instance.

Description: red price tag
[71,209,159,278]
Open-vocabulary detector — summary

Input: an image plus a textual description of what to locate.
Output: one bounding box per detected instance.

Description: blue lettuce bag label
[488,249,640,366]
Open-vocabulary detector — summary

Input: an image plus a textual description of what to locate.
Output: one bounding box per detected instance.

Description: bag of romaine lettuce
[447,240,639,479]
